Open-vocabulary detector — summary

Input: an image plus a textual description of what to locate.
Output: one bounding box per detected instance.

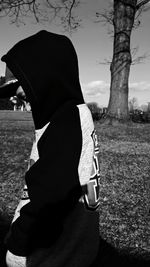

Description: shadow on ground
[94,237,150,267]
[0,212,150,267]
[0,213,10,267]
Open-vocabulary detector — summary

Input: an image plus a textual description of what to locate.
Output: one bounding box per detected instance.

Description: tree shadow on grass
[94,237,150,267]
[0,213,10,267]
[0,215,150,267]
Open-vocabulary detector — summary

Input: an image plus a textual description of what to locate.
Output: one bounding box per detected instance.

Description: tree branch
[132,52,150,64]
[136,0,150,10]
[0,0,81,32]
[67,0,75,26]
[60,0,81,32]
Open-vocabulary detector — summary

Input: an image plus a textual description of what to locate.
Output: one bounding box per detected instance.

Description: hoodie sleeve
[5,105,83,256]
[0,81,20,98]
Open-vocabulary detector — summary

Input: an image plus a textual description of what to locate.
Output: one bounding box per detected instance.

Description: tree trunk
[103,0,137,125]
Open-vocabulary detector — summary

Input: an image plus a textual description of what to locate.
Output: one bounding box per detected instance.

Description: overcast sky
[0,0,150,107]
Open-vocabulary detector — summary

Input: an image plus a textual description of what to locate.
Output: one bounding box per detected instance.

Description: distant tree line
[87,101,150,123]
[128,98,150,123]
[0,80,149,123]
[87,103,107,121]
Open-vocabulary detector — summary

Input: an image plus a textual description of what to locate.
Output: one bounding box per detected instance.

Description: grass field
[0,111,150,266]
[96,123,150,256]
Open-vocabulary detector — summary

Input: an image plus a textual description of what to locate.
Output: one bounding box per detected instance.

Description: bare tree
[96,0,150,124]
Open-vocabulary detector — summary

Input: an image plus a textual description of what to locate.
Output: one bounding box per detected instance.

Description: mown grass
[96,123,150,259]
[0,115,34,219]
[0,112,150,266]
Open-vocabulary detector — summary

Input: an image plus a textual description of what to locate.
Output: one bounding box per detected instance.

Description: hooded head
[1,30,84,129]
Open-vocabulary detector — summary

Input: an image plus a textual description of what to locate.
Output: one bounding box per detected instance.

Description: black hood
[1,30,84,129]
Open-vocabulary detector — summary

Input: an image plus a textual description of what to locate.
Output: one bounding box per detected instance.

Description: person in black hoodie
[0,30,100,267]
